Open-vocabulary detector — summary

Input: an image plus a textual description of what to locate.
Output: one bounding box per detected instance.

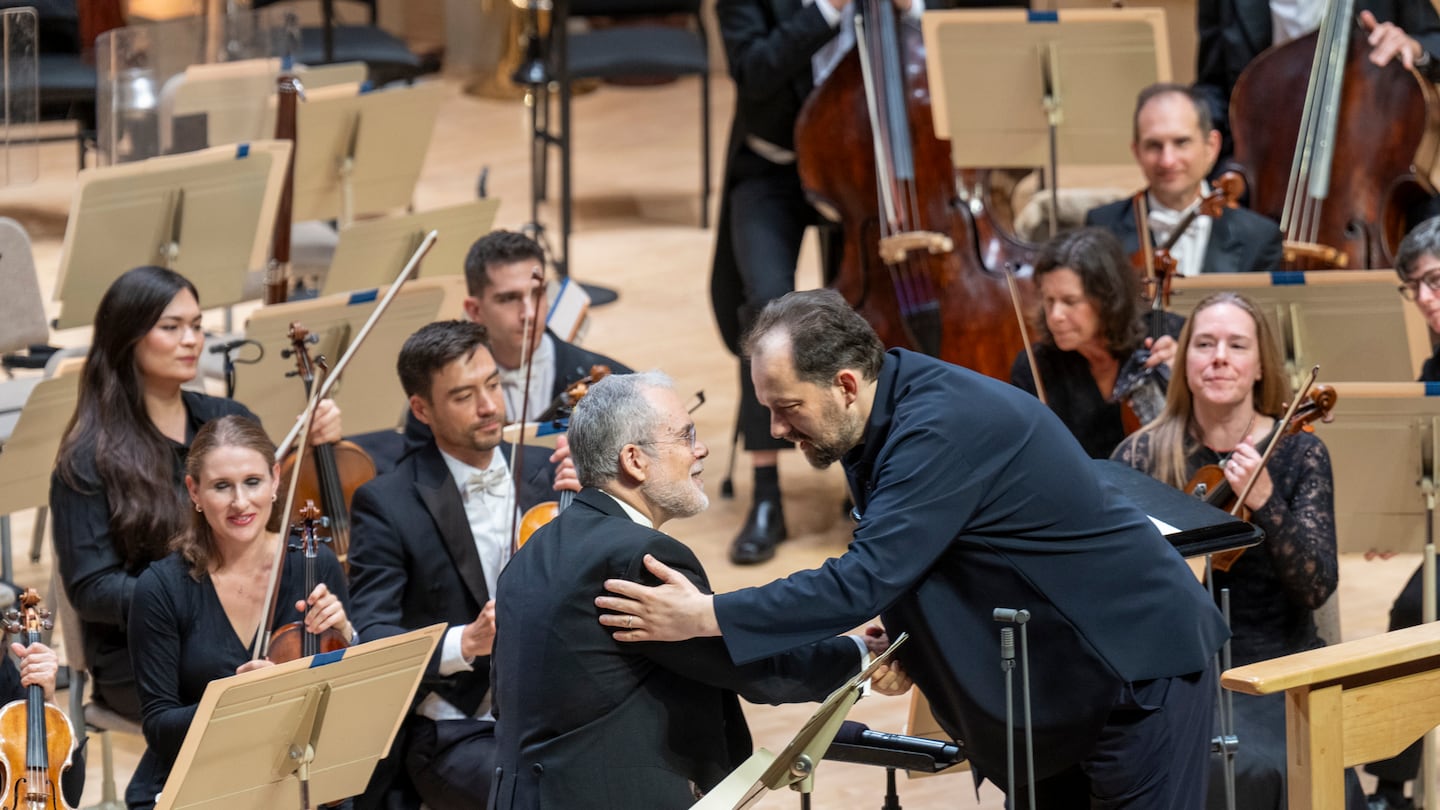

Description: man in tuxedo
[709,0,921,565]
[462,230,631,422]
[489,372,880,809]
[1195,0,1440,163]
[598,290,1230,808]
[347,320,568,810]
[1086,83,1282,276]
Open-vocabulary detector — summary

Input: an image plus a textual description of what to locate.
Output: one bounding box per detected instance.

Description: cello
[795,0,1036,380]
[1229,0,1440,270]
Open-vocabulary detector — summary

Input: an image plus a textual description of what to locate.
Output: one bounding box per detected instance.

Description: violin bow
[1227,365,1319,516]
[507,267,547,555]
[1004,265,1047,406]
[254,230,439,660]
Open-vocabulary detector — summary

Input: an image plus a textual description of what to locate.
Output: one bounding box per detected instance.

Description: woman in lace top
[1112,291,1336,666]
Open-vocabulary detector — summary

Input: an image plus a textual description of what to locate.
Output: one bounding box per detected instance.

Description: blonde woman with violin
[1111,291,1359,810]
[127,415,354,810]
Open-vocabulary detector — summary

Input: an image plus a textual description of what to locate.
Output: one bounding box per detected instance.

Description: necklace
[1204,412,1257,467]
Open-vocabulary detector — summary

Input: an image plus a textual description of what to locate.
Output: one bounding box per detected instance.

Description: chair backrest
[50,566,86,674]
[0,218,51,356]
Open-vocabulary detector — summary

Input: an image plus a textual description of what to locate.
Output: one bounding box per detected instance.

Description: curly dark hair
[396,320,493,401]
[463,230,545,296]
[1032,228,1145,354]
[742,289,885,386]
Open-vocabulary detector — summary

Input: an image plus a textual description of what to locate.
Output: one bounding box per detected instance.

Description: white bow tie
[467,468,510,498]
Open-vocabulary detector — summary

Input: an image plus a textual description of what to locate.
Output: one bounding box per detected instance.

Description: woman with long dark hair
[50,266,341,724]
[1010,227,1181,458]
[127,415,352,810]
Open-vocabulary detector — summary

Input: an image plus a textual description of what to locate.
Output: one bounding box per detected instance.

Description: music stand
[0,375,80,585]
[153,624,444,810]
[691,634,908,809]
[922,8,1169,236]
[1169,271,1431,389]
[287,82,447,228]
[320,199,501,294]
[53,141,293,328]
[232,275,468,443]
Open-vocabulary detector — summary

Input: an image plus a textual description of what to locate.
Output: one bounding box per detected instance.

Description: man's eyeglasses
[1399,270,1440,301]
[639,424,698,452]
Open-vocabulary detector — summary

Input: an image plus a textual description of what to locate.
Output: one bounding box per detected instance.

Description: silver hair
[1396,216,1440,279]
[569,370,674,488]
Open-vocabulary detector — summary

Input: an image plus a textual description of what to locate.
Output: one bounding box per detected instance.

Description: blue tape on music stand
[1028,10,1058,22]
[537,419,570,437]
[1425,382,1440,397]
[310,649,346,667]
[348,289,379,305]
[236,143,250,158]
[1270,271,1306,285]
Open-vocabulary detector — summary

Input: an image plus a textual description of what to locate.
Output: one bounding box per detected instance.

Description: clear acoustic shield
[95,9,297,165]
[0,7,38,186]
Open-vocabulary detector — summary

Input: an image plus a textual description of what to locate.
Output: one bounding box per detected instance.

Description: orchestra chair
[1222,621,1440,810]
[527,0,711,273]
[53,568,139,810]
[250,0,425,86]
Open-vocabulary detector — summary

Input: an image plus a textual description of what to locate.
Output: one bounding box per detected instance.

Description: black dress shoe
[729,496,787,565]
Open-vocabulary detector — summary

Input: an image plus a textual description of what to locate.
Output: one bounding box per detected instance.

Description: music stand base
[578,281,619,307]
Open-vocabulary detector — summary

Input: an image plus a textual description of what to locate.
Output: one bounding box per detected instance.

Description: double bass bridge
[878,230,954,265]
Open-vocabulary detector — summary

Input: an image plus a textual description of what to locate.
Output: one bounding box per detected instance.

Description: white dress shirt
[416,449,520,722]
[498,332,557,422]
[1269,0,1324,45]
[1146,183,1214,278]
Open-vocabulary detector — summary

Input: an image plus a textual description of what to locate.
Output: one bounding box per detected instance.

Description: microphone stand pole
[995,608,1035,810]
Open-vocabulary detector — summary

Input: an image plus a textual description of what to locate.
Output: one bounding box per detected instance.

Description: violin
[276,323,376,571]
[1129,172,1245,286]
[265,501,351,664]
[1186,375,1337,572]
[515,366,614,549]
[0,590,75,810]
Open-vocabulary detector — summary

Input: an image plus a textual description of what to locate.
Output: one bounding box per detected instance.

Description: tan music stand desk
[321,199,501,295]
[54,141,293,328]
[233,275,467,443]
[691,634,908,809]
[0,374,79,584]
[288,81,447,227]
[154,624,444,810]
[1169,270,1430,388]
[923,8,1168,163]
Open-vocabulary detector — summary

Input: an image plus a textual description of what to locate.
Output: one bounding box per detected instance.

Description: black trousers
[404,716,496,810]
[1012,667,1215,810]
[728,146,818,453]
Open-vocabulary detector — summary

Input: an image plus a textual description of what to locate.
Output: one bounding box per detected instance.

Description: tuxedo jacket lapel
[414,446,492,607]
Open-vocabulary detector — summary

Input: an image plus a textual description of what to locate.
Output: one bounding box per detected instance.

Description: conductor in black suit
[489,371,880,810]
[598,290,1230,808]
[1085,83,1282,277]
[348,320,566,810]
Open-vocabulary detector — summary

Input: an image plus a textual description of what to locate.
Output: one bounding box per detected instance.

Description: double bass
[1230,0,1440,270]
[795,0,1035,379]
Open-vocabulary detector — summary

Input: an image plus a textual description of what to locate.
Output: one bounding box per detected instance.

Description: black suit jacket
[349,440,557,711]
[1085,195,1283,275]
[1195,0,1440,158]
[489,489,861,810]
[710,0,839,355]
[713,350,1229,784]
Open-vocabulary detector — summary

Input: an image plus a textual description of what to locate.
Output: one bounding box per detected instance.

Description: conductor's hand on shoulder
[1362,11,1429,70]
[462,600,497,659]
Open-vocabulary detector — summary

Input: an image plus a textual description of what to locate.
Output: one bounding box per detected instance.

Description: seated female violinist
[49,265,342,733]
[127,416,354,810]
[1111,292,1361,810]
[1009,227,1182,458]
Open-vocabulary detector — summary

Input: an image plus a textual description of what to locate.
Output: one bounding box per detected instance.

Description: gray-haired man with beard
[488,372,884,810]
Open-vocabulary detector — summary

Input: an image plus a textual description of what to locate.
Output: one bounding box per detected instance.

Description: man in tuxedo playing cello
[1085,83,1282,277]
[347,320,569,810]
[709,0,921,565]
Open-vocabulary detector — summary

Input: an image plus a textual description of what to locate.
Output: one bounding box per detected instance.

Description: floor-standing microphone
[995,607,1035,810]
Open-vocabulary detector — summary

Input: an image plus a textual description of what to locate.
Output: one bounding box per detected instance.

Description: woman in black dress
[1010,227,1181,458]
[1112,291,1354,810]
[128,415,353,809]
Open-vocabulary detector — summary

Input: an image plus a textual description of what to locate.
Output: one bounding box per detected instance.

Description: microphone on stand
[824,720,964,771]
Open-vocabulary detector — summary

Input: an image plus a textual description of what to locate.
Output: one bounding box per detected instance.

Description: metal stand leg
[28,505,46,565]
[881,767,901,810]
[0,514,12,586]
